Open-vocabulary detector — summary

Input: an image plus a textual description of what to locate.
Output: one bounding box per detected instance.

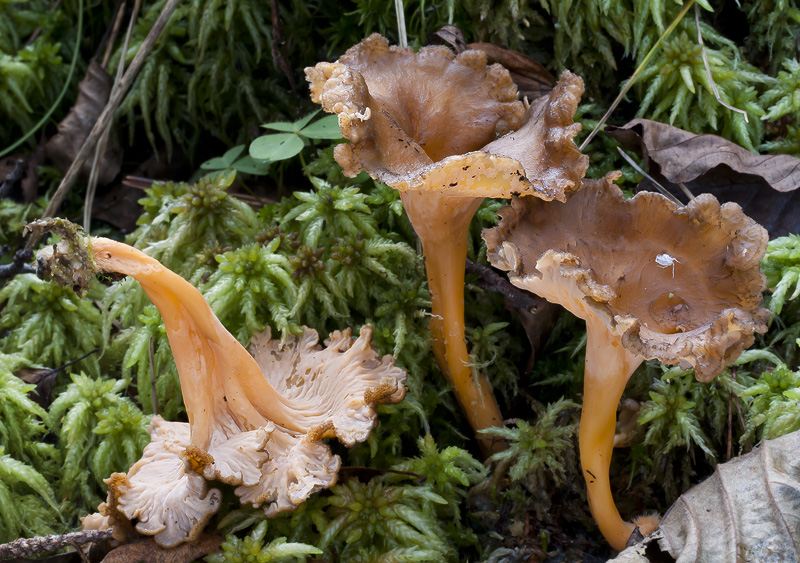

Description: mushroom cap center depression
[338,40,521,163]
[502,186,759,336]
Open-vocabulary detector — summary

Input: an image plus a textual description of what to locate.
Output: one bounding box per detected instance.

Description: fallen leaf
[607,119,800,237]
[624,430,800,563]
[46,61,122,186]
[101,534,222,563]
[433,25,557,101]
[16,367,59,408]
[467,42,557,101]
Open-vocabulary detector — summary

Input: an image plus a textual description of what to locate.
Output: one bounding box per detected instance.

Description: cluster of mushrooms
[31,33,770,551]
[306,34,769,550]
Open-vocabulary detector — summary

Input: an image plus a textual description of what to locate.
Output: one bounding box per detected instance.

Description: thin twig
[394,0,408,48]
[0,529,113,559]
[616,147,684,206]
[85,0,142,231]
[579,0,696,151]
[695,4,749,122]
[0,249,35,278]
[32,0,182,242]
[149,335,159,415]
[122,175,278,207]
[101,0,128,70]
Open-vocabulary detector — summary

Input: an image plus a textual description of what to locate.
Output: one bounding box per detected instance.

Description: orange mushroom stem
[305,34,588,454]
[581,316,642,548]
[401,191,503,442]
[483,175,769,549]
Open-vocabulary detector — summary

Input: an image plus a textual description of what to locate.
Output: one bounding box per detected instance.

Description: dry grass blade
[84,0,143,232]
[32,0,182,246]
[694,3,749,122]
[579,0,696,151]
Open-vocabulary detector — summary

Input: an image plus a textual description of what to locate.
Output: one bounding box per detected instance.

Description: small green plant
[199,144,272,176]
[249,111,341,165]
[635,23,768,151]
[201,240,298,342]
[127,170,260,279]
[0,447,62,543]
[761,234,800,316]
[736,350,800,441]
[206,519,322,563]
[48,373,149,510]
[0,274,103,376]
[483,398,579,488]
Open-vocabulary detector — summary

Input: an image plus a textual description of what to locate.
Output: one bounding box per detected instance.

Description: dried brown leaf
[101,534,222,563]
[607,119,800,236]
[467,42,556,101]
[45,61,122,186]
[657,430,800,561]
[16,367,58,408]
[432,25,556,100]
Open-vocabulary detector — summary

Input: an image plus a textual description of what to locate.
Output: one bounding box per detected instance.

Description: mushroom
[482,174,769,549]
[34,223,406,546]
[106,417,222,548]
[306,34,588,453]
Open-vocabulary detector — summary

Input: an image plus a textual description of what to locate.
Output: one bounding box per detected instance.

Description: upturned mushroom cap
[107,417,222,548]
[201,324,406,516]
[34,231,408,544]
[483,174,770,380]
[305,34,588,202]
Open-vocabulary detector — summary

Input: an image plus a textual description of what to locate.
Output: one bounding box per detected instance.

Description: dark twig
[466,259,561,371]
[270,0,297,94]
[0,249,35,278]
[33,0,182,237]
[0,529,113,559]
[0,159,26,199]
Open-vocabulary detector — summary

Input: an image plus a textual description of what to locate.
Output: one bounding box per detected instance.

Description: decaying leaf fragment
[607,118,800,236]
[612,430,800,562]
[657,430,800,562]
[45,61,122,185]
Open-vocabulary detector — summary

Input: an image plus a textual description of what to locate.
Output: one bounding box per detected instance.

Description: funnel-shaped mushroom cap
[484,175,770,380]
[108,417,222,548]
[305,34,588,202]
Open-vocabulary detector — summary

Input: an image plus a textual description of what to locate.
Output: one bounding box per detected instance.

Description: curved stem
[91,237,305,446]
[400,192,504,455]
[580,318,643,551]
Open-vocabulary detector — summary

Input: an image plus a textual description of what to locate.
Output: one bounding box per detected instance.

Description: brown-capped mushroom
[306,34,588,453]
[482,174,769,549]
[40,231,406,546]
